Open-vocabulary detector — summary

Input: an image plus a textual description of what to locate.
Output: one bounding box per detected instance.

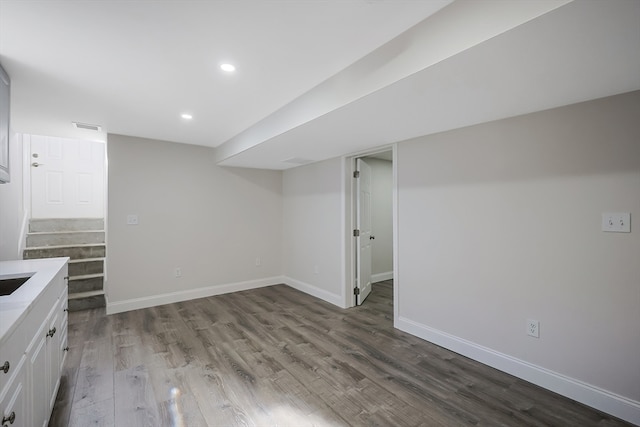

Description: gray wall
[282,158,344,306]
[396,91,640,401]
[106,134,283,308]
[364,157,393,279]
[280,91,640,412]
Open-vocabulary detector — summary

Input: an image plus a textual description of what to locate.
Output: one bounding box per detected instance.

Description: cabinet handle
[1,411,15,425]
[1,361,8,374]
[47,327,57,338]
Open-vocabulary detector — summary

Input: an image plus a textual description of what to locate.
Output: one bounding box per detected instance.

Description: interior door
[30,135,105,218]
[356,158,372,305]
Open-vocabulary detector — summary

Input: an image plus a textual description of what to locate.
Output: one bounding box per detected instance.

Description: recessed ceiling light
[181,113,193,120]
[220,63,236,72]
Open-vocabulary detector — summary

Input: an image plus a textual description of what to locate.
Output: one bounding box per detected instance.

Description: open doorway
[23,134,108,310]
[347,148,395,308]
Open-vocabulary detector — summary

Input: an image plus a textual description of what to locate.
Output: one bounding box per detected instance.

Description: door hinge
[353,170,360,178]
[353,229,360,237]
[354,287,360,296]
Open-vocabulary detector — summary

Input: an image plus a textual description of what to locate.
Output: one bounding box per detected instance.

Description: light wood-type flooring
[49,281,633,426]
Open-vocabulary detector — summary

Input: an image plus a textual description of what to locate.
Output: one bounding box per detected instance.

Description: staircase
[23,218,106,311]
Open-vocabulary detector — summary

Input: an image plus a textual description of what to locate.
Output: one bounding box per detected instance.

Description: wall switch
[127,214,139,225]
[314,265,319,274]
[602,213,631,233]
[174,267,182,278]
[527,319,540,338]
[255,257,261,266]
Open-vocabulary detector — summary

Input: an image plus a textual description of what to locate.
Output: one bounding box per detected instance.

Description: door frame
[343,144,398,317]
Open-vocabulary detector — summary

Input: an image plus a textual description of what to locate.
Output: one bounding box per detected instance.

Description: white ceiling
[1,0,639,170]
[0,0,451,144]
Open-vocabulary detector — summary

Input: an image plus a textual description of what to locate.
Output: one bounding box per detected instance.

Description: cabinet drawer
[0,330,24,395]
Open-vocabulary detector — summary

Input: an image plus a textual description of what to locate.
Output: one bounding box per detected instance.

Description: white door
[30,135,105,218]
[356,158,373,305]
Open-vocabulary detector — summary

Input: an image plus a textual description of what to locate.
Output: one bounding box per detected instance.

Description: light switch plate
[127,214,139,225]
[602,213,630,233]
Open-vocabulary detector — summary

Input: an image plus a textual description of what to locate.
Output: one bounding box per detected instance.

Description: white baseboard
[372,271,393,283]
[106,276,285,315]
[396,316,640,426]
[283,276,345,308]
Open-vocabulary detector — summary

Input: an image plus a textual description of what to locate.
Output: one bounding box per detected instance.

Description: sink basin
[0,275,33,296]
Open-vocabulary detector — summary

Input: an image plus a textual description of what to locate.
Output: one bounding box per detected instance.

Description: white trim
[22,133,30,217]
[283,276,345,308]
[106,276,285,315]
[372,271,393,283]
[21,134,30,258]
[391,143,400,328]
[345,155,357,308]
[396,316,640,425]
[103,136,109,290]
[345,144,396,160]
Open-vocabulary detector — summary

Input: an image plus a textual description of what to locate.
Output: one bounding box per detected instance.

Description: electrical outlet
[527,319,540,338]
[126,214,139,225]
[174,267,182,278]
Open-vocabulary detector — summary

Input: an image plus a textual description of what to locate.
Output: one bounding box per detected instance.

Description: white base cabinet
[0,259,68,427]
[0,362,26,427]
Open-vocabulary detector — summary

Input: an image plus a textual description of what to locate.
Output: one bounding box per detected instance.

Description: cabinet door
[28,330,48,427]
[58,287,69,374]
[0,357,27,427]
[47,292,67,414]
[47,301,63,412]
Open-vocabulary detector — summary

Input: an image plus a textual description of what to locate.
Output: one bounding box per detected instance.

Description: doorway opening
[346,147,396,311]
[23,133,108,310]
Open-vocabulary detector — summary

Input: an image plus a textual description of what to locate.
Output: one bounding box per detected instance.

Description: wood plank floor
[49,281,632,426]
